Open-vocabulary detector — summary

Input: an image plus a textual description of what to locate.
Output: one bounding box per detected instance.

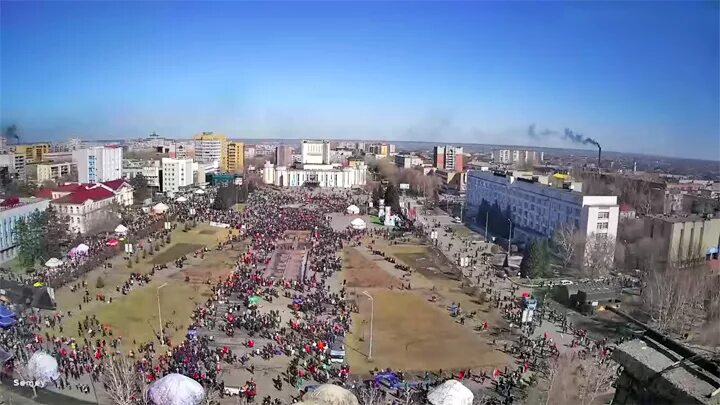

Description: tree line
[15,206,71,269]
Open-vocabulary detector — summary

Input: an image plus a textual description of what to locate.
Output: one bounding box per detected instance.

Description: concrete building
[0,198,50,263]
[395,154,423,169]
[14,143,50,164]
[262,161,367,188]
[365,143,391,159]
[467,170,619,263]
[643,214,720,268]
[193,132,228,171]
[435,170,468,194]
[226,141,244,173]
[244,145,256,160]
[275,145,293,167]
[73,146,123,183]
[161,158,196,193]
[433,145,464,171]
[493,149,544,165]
[301,140,331,165]
[33,162,76,183]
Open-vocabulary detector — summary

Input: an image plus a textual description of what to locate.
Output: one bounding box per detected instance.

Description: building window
[597,222,609,231]
[598,211,610,219]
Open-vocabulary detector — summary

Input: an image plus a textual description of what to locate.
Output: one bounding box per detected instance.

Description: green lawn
[449,225,474,239]
[232,203,246,212]
[150,243,204,264]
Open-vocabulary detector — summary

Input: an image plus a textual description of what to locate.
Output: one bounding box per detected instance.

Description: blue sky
[1,1,718,159]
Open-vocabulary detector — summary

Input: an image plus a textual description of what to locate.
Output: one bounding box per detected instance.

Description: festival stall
[114,224,128,235]
[0,304,16,329]
[194,189,206,195]
[148,373,205,405]
[152,202,169,215]
[176,196,188,203]
[346,205,360,215]
[76,243,90,254]
[350,218,366,230]
[427,380,474,405]
[106,239,119,247]
[44,258,63,269]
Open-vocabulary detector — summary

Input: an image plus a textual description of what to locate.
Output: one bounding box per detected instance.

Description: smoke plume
[3,125,19,142]
[563,128,599,148]
[527,124,557,138]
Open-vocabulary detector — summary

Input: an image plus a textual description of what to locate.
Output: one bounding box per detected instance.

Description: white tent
[350,218,366,230]
[76,243,90,253]
[176,196,188,202]
[44,258,63,268]
[27,351,60,384]
[427,380,474,405]
[305,384,359,405]
[152,202,169,214]
[346,205,360,215]
[148,373,205,405]
[194,189,206,195]
[114,224,128,234]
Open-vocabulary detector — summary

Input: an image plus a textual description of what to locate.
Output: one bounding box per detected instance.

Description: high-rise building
[193,132,228,171]
[72,146,123,183]
[433,145,464,171]
[276,145,293,167]
[161,158,196,193]
[301,140,331,165]
[493,149,543,165]
[227,141,244,173]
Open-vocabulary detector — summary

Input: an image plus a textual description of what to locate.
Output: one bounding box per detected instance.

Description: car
[453,217,462,223]
[559,279,574,286]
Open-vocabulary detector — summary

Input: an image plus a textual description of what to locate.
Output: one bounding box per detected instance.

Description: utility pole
[485,211,489,242]
[157,283,168,346]
[362,291,374,361]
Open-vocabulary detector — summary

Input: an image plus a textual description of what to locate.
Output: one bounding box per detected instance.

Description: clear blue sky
[1,1,718,159]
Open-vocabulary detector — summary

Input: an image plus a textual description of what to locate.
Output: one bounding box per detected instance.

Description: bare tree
[353,384,386,405]
[552,224,581,270]
[581,232,615,278]
[641,264,707,334]
[202,385,221,405]
[547,354,617,405]
[100,354,142,405]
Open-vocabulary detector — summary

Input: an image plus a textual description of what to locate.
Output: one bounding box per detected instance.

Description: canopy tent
[0,318,16,328]
[427,380,474,405]
[350,218,366,230]
[346,205,360,215]
[44,258,63,268]
[106,239,119,247]
[0,304,16,319]
[114,224,128,234]
[194,189,206,195]
[176,196,188,203]
[305,384,359,405]
[27,351,60,384]
[248,296,262,305]
[32,282,44,287]
[152,202,169,214]
[76,243,90,253]
[148,373,205,405]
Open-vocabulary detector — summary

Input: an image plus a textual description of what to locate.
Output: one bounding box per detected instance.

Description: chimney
[597,146,602,173]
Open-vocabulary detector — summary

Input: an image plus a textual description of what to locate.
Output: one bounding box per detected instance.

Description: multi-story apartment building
[365,142,393,158]
[467,170,619,264]
[14,143,51,164]
[0,198,50,263]
[34,162,77,183]
[643,214,720,268]
[226,142,244,173]
[161,158,196,193]
[301,140,331,165]
[433,145,464,171]
[73,146,123,183]
[193,132,228,171]
[395,154,423,169]
[493,149,544,165]
[276,145,293,167]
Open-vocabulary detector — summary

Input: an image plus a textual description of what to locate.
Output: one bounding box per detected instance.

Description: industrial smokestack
[597,145,602,173]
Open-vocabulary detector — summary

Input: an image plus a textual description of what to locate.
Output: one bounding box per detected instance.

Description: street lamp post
[157,282,168,346]
[507,219,513,255]
[362,291,374,361]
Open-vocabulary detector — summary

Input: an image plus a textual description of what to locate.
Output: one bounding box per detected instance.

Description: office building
[193,132,228,171]
[14,143,50,164]
[227,141,244,173]
[395,154,423,169]
[467,170,619,264]
[73,146,123,183]
[0,198,51,262]
[433,145,464,171]
[161,158,196,193]
[301,140,331,165]
[276,145,293,167]
[643,215,720,268]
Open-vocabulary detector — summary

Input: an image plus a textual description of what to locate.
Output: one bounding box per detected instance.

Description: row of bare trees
[552,224,614,278]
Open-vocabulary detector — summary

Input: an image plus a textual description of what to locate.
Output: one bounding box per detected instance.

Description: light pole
[157,282,168,346]
[507,219,513,255]
[362,290,374,361]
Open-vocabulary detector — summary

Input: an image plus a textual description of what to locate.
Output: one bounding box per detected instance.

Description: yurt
[148,373,205,405]
[304,384,359,405]
[427,380,473,405]
[114,224,128,235]
[27,351,60,384]
[44,258,63,268]
[152,202,169,214]
[346,205,360,215]
[350,218,366,230]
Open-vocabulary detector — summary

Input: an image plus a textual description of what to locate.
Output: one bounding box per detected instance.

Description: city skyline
[1,1,718,160]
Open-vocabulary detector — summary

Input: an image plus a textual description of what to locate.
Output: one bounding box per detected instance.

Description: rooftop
[648,213,718,223]
[0,197,48,212]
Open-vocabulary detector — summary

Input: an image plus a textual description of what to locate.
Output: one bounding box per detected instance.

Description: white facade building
[0,198,50,263]
[301,140,331,165]
[73,147,123,183]
[161,158,196,193]
[262,162,367,188]
[467,170,618,264]
[494,149,544,165]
